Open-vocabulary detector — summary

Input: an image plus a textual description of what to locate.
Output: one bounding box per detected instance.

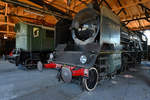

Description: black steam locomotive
[48,5,147,91]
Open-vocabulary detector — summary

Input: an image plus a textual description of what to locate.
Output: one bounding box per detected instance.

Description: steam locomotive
[45,5,147,91]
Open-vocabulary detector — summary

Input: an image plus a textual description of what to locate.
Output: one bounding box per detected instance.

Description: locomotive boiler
[46,5,146,91]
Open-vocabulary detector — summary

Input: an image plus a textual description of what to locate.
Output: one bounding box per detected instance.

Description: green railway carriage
[15,22,55,51]
[13,22,55,68]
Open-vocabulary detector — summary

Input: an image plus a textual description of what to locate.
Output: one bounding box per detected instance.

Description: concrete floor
[0,60,150,100]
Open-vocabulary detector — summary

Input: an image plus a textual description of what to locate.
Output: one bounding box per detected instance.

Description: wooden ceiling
[0,0,150,38]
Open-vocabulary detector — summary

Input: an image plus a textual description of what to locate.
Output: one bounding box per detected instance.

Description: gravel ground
[0,60,150,100]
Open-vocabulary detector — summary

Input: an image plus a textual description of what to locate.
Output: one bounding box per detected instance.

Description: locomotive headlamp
[80,55,87,64]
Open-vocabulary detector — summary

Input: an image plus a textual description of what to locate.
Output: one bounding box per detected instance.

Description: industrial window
[144,30,150,45]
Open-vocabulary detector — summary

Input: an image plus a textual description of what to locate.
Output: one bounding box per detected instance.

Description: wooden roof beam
[122,16,150,23]
[1,0,71,19]
[0,22,15,26]
[112,0,150,11]
[73,2,83,9]
[99,0,104,6]
[0,12,54,26]
[117,8,124,15]
[78,0,89,7]
[103,0,112,9]
[49,2,77,14]
[120,13,148,21]
[45,0,55,3]
[0,31,15,34]
[130,25,150,31]
[117,0,127,15]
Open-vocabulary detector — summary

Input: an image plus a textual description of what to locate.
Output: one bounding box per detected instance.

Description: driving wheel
[82,67,98,91]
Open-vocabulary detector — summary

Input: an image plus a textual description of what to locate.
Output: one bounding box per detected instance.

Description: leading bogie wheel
[82,67,98,91]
